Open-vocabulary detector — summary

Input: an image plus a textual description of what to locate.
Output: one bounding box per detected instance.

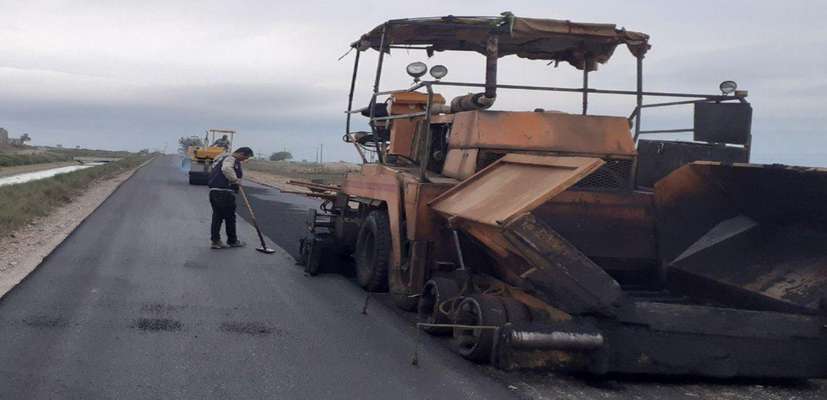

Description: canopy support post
[369,24,388,164]
[346,50,367,164]
[630,55,644,190]
[634,56,643,142]
[485,35,498,99]
[582,63,589,116]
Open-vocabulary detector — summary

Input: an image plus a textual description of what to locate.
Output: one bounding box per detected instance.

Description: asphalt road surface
[0,156,514,399]
[0,155,824,400]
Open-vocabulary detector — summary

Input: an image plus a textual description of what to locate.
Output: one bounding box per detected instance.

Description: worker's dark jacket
[208,155,242,189]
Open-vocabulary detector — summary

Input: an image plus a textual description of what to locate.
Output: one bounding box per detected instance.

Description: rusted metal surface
[402,180,453,241]
[656,162,827,314]
[387,93,446,160]
[430,154,604,226]
[636,140,748,188]
[534,190,657,262]
[502,213,625,317]
[354,15,650,71]
[441,148,478,180]
[448,110,637,156]
[495,302,827,378]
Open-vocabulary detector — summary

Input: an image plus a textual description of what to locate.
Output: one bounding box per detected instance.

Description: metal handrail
[350,79,750,168]
[356,80,746,131]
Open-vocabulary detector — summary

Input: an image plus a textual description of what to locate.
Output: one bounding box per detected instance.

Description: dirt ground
[246,160,358,185]
[244,170,318,194]
[0,165,144,298]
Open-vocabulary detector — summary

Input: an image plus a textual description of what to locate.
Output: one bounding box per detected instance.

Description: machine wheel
[391,275,419,311]
[354,210,390,292]
[188,171,208,185]
[500,297,532,324]
[418,277,461,335]
[299,235,320,275]
[299,233,336,276]
[390,244,421,311]
[452,294,508,363]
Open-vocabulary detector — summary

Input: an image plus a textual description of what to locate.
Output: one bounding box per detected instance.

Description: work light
[429,65,448,79]
[406,62,428,80]
[719,80,738,95]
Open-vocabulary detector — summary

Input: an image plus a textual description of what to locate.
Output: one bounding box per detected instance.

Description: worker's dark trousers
[209,190,238,243]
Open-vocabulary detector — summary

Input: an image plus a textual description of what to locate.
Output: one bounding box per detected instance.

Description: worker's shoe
[227,240,246,248]
[211,240,228,249]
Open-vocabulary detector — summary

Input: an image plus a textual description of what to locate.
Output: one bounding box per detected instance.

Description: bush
[0,152,72,167]
[269,151,293,162]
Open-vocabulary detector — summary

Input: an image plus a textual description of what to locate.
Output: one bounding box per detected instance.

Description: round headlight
[429,65,448,79]
[406,62,428,79]
[719,80,738,95]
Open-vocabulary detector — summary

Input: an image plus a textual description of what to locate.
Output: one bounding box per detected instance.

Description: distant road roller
[188,129,235,185]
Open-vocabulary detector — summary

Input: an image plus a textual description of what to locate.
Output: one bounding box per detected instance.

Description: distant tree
[269,151,293,162]
[20,133,31,144]
[138,148,150,155]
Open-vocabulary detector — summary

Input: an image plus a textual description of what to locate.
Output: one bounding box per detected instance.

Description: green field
[0,147,134,167]
[0,156,151,232]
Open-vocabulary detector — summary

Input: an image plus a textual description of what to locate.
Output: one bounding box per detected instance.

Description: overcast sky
[1,1,826,165]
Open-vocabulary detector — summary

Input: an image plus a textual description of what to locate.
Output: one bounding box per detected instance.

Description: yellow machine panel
[448,110,637,157]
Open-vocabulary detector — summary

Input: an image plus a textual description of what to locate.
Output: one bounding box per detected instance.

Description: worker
[212,134,230,150]
[207,147,254,249]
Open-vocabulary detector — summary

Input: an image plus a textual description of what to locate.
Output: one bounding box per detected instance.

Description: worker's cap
[234,147,254,157]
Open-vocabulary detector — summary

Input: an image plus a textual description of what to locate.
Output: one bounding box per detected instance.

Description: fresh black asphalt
[0,156,516,399]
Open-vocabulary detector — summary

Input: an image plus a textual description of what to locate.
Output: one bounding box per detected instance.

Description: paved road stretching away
[0,156,514,399]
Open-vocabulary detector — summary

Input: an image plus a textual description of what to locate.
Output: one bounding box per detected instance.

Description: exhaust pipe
[484,34,498,99]
[433,35,498,114]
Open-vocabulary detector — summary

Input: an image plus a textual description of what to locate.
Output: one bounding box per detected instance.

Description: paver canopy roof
[353,14,650,71]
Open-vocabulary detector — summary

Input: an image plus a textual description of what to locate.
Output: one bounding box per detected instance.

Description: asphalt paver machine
[295,14,827,378]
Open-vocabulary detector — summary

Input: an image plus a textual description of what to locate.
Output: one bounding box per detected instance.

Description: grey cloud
[2,1,827,166]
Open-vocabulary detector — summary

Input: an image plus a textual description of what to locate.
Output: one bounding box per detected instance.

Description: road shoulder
[0,159,151,298]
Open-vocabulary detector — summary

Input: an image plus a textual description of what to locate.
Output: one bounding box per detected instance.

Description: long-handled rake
[238,185,276,254]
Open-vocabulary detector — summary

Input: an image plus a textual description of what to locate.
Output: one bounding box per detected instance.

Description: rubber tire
[300,235,322,276]
[452,294,508,363]
[391,285,419,311]
[354,210,390,292]
[500,297,532,324]
[390,258,419,311]
[418,277,461,335]
[298,236,309,266]
[189,171,207,185]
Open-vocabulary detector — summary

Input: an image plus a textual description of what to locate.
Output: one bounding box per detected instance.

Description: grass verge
[0,148,134,167]
[0,152,72,167]
[0,156,150,232]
